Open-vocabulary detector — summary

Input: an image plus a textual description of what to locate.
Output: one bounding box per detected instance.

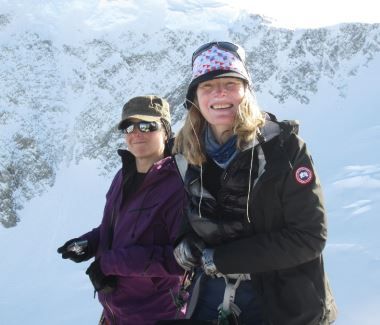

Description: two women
[58,41,337,325]
[173,42,337,324]
[58,96,185,325]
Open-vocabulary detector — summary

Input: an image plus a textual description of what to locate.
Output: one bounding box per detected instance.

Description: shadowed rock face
[1,11,379,227]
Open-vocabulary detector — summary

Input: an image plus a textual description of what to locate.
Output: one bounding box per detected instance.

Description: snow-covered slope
[1,1,380,324]
[1,3,379,228]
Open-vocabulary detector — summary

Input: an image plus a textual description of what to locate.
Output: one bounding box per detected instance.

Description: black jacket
[180,114,337,325]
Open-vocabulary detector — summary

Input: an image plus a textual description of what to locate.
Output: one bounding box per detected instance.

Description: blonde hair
[173,86,265,166]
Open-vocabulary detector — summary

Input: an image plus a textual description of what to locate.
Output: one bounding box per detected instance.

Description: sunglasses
[122,121,162,134]
[191,41,246,66]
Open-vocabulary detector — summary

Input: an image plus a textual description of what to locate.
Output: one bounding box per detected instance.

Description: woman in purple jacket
[58,96,186,325]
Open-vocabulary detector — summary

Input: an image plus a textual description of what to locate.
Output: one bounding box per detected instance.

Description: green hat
[118,95,171,130]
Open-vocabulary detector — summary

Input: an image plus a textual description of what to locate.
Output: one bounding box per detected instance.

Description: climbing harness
[217,274,251,325]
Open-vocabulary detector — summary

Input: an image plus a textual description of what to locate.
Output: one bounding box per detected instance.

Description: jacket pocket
[128,203,159,240]
[264,268,324,324]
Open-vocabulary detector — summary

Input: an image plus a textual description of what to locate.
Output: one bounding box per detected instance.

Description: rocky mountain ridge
[1,11,379,227]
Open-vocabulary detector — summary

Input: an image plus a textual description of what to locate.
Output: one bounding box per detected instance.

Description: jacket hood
[242,112,299,151]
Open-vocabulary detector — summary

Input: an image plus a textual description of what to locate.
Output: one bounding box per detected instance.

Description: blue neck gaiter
[204,125,239,168]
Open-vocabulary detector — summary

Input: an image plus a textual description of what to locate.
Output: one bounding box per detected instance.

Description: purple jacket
[82,150,185,325]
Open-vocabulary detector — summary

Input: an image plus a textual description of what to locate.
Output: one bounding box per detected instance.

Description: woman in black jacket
[172,42,337,325]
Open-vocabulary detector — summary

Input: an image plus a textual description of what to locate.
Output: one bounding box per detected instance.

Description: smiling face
[196,77,246,142]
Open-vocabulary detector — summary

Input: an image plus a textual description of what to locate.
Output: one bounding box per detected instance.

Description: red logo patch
[295,166,313,185]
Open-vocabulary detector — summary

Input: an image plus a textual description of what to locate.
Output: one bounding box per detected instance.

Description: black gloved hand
[86,258,117,294]
[57,238,92,263]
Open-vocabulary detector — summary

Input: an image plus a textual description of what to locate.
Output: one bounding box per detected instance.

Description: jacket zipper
[108,209,116,249]
[221,147,253,183]
[221,148,256,222]
[104,295,116,325]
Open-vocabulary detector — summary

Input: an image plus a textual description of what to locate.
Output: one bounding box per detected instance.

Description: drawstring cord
[246,141,255,223]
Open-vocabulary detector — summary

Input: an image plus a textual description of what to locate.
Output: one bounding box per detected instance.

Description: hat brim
[118,114,161,130]
[214,71,247,79]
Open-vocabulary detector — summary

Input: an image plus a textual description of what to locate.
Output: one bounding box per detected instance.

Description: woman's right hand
[57,238,92,263]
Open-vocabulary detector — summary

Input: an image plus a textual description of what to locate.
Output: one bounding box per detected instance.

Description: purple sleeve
[80,226,100,257]
[79,169,123,257]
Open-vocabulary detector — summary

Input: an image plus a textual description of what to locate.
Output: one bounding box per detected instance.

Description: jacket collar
[117,149,175,186]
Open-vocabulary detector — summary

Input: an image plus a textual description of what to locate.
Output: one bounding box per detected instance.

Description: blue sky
[184,0,380,28]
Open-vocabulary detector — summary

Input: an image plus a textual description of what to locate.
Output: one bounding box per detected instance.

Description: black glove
[86,258,117,294]
[57,238,92,263]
